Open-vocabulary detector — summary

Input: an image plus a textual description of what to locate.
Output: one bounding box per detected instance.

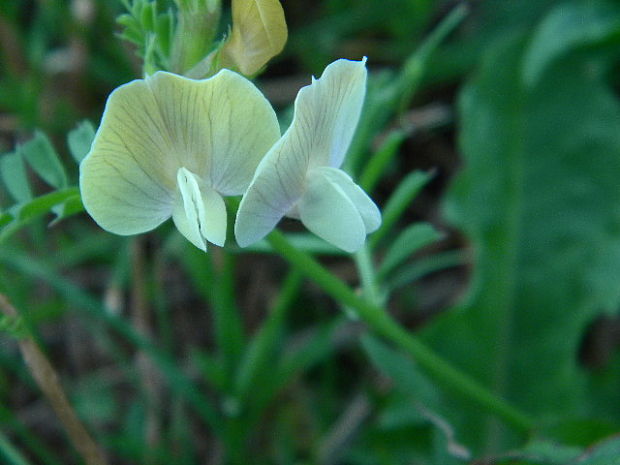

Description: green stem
[267,230,535,434]
[354,245,381,306]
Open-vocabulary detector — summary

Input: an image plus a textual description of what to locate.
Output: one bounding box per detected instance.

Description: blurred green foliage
[423,0,620,452]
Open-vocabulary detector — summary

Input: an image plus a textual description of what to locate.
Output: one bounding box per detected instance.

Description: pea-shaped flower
[235,58,381,252]
[80,70,280,251]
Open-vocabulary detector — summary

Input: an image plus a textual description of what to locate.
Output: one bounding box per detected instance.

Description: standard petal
[80,78,176,235]
[172,168,227,251]
[146,70,280,195]
[234,133,308,247]
[312,166,381,233]
[81,70,279,236]
[298,168,366,253]
[293,58,367,169]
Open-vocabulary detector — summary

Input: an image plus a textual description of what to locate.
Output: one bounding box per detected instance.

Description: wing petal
[313,166,381,233]
[298,168,366,253]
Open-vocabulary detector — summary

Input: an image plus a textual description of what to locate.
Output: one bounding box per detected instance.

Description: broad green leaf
[19,131,67,189]
[423,32,620,449]
[221,0,287,76]
[0,152,32,203]
[378,223,443,278]
[67,120,95,163]
[523,1,620,86]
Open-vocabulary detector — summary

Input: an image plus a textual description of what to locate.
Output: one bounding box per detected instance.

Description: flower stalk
[266,230,535,434]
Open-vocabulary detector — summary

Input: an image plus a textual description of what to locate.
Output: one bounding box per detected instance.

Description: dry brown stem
[0,293,110,465]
